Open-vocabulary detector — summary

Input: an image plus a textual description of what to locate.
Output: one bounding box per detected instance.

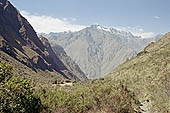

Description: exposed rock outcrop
[0,0,87,82]
[42,25,161,78]
[39,35,87,80]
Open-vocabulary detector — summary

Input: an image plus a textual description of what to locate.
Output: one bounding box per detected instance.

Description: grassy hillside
[0,61,142,113]
[35,79,141,113]
[0,51,65,84]
[107,32,170,112]
[2,32,170,112]
[0,0,85,82]
[1,32,170,112]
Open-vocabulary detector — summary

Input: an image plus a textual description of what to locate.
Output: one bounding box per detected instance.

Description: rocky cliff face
[39,35,87,80]
[42,25,161,78]
[0,0,86,82]
[52,44,88,80]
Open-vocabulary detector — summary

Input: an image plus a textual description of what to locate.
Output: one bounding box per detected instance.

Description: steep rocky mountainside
[107,33,170,112]
[42,25,161,78]
[39,35,87,80]
[0,0,86,82]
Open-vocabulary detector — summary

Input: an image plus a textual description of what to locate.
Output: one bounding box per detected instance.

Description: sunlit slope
[107,33,170,112]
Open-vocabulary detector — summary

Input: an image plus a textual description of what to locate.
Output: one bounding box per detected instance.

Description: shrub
[0,62,43,113]
[36,82,140,113]
[0,62,13,83]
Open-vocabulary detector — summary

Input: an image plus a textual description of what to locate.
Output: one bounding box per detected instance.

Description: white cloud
[70,17,77,21]
[20,11,155,38]
[114,26,155,38]
[62,18,68,21]
[154,16,160,19]
[20,11,86,33]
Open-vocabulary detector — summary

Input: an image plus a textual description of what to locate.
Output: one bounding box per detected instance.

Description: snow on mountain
[40,25,162,78]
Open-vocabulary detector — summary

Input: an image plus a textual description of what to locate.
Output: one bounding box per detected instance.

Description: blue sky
[10,0,170,37]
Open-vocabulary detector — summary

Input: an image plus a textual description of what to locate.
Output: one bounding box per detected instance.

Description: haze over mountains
[39,35,87,81]
[1,0,170,113]
[0,0,161,82]
[0,0,87,82]
[107,32,170,112]
[42,25,162,78]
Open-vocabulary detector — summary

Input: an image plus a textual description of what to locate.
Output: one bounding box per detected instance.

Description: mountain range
[39,35,87,81]
[107,32,170,112]
[41,25,162,78]
[0,0,87,83]
[0,0,170,112]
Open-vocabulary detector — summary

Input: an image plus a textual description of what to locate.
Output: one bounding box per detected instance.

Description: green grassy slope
[35,79,141,113]
[107,32,170,112]
[0,51,65,84]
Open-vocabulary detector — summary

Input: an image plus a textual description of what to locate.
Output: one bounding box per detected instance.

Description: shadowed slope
[0,0,86,82]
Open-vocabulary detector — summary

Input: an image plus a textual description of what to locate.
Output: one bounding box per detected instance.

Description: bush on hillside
[36,81,141,113]
[0,62,42,113]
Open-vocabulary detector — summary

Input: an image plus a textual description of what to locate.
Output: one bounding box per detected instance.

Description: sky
[9,0,170,38]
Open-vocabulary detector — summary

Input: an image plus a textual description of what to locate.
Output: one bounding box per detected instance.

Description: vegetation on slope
[2,33,169,113]
[1,32,170,113]
[36,79,140,113]
[0,51,66,84]
[0,62,42,113]
[107,33,170,112]
[0,62,141,113]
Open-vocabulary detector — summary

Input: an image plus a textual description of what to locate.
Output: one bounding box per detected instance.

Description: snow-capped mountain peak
[89,24,135,38]
[96,25,111,32]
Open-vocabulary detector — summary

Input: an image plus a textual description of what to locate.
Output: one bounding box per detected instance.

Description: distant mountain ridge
[107,33,170,112]
[0,0,87,82]
[41,25,162,78]
[39,35,88,80]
